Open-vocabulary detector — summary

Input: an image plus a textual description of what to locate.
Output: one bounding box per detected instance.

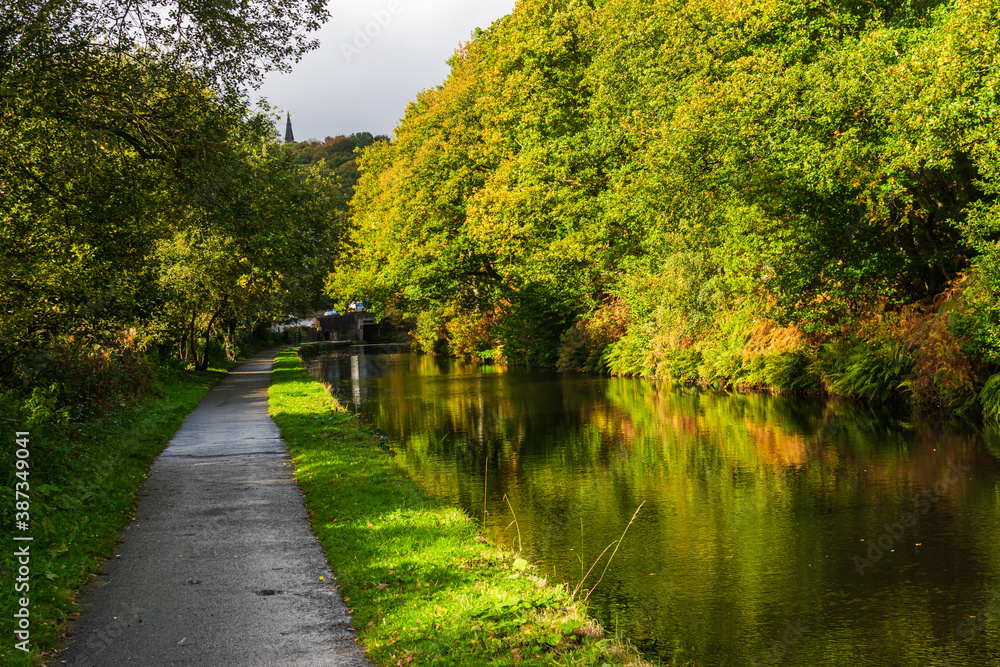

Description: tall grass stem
[503,494,522,555]
[578,501,644,602]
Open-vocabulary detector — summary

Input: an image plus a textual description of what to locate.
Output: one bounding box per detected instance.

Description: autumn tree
[332,0,1000,408]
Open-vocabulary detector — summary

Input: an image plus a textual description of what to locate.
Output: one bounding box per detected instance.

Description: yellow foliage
[743,320,807,359]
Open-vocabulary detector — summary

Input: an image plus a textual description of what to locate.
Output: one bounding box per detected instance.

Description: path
[57,349,370,666]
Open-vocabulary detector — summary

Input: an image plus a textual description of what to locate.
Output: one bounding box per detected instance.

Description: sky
[255,0,519,142]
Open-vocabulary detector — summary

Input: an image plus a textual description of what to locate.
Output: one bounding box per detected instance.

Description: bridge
[315,312,380,342]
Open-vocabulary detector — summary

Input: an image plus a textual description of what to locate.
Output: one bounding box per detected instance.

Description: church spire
[284,114,295,143]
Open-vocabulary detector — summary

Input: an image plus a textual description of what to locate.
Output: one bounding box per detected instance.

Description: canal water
[308,347,1000,666]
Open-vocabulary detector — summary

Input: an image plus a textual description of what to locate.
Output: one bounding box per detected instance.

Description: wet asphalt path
[57,349,370,666]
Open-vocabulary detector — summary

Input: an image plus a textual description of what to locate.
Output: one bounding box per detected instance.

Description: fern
[981,373,1000,422]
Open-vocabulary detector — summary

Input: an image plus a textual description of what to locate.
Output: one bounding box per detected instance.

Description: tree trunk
[226,323,237,361]
[178,326,187,361]
[195,306,224,372]
[189,313,199,367]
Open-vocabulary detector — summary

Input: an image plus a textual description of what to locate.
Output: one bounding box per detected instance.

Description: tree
[1,0,334,396]
[151,128,341,369]
[1,0,328,88]
[332,0,1000,403]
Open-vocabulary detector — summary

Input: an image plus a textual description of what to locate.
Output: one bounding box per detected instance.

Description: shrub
[412,307,448,355]
[6,338,158,424]
[493,282,579,367]
[742,350,818,394]
[981,373,1000,423]
[604,328,654,376]
[557,298,631,373]
[650,344,702,384]
[900,280,978,413]
[446,309,501,360]
[822,338,913,405]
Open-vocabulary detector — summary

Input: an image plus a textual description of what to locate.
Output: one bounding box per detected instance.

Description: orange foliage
[899,277,978,409]
[743,319,808,358]
[557,298,632,372]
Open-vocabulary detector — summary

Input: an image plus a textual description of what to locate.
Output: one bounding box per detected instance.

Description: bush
[494,282,579,367]
[981,373,1000,423]
[741,350,819,394]
[446,309,501,359]
[822,338,913,405]
[603,328,654,376]
[651,345,702,384]
[412,307,448,355]
[557,299,631,373]
[6,339,157,424]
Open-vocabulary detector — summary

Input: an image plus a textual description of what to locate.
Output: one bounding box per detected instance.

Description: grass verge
[268,346,655,666]
[0,358,245,666]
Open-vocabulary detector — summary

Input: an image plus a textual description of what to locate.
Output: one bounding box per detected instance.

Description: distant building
[284,114,294,143]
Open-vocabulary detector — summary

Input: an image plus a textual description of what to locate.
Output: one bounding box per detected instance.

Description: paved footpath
[57,349,370,667]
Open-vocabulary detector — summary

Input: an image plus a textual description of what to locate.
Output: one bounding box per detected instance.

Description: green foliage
[2,1,341,388]
[951,271,1000,367]
[413,307,449,355]
[558,299,631,373]
[316,0,1000,410]
[0,0,329,89]
[823,338,914,405]
[0,385,69,431]
[981,374,1000,423]
[330,0,1000,410]
[147,136,342,370]
[445,310,502,359]
[284,134,388,169]
[495,282,581,367]
[32,342,156,422]
[741,350,819,394]
[655,347,704,385]
[603,332,653,377]
[281,134,386,214]
[330,1,607,363]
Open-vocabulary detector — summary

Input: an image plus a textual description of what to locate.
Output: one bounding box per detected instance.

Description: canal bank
[267,346,654,666]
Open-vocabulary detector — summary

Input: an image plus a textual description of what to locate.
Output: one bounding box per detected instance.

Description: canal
[308,347,1000,666]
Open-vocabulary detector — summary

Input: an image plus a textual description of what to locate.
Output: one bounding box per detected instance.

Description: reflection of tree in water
[305,351,1000,666]
[314,349,405,410]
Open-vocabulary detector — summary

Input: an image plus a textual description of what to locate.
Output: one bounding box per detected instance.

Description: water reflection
[308,350,1000,666]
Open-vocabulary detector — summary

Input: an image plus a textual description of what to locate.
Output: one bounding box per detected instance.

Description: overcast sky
[255,0,518,142]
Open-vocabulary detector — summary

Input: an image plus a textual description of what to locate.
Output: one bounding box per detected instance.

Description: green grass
[0,361,238,667]
[268,347,655,666]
